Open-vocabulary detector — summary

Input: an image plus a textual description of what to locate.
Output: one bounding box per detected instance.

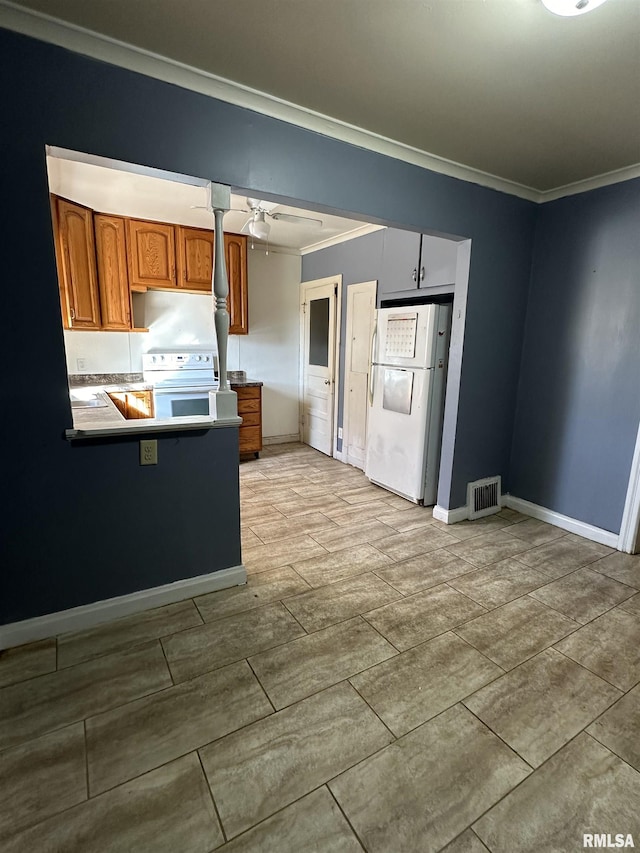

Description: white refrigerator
[364,304,452,504]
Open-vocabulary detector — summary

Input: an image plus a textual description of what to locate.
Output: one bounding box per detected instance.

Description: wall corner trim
[0,564,247,651]
[618,421,640,554]
[503,495,619,549]
[432,504,469,524]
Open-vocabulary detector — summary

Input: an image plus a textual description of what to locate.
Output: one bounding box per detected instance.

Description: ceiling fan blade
[270,212,323,227]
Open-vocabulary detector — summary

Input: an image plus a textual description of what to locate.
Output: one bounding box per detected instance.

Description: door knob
[324,379,331,385]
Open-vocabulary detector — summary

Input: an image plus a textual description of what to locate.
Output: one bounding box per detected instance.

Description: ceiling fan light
[541,0,609,16]
[249,215,271,241]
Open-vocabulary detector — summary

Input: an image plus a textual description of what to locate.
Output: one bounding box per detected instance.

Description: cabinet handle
[412,268,417,282]
[420,266,425,281]
[70,307,76,322]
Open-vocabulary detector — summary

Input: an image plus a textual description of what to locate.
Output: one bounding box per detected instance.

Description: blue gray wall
[302,230,385,450]
[0,23,581,625]
[510,180,640,533]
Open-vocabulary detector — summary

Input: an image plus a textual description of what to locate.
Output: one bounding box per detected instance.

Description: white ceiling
[46,153,380,253]
[4,0,640,194]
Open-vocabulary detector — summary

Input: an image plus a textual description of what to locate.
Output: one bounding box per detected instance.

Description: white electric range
[142,351,218,419]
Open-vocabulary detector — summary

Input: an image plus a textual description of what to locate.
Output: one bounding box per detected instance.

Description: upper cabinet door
[127,219,176,290]
[176,226,213,291]
[55,198,101,329]
[419,235,458,289]
[226,233,248,335]
[379,228,422,295]
[94,214,132,330]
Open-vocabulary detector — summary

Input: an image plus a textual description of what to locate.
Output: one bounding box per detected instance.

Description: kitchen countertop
[67,386,241,440]
[229,379,263,388]
[68,373,147,388]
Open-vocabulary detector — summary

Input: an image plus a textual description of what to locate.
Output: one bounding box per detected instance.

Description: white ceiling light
[541,0,610,16]
[248,211,271,241]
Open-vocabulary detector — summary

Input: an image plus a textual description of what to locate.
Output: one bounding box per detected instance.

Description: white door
[300,279,338,455]
[343,280,377,469]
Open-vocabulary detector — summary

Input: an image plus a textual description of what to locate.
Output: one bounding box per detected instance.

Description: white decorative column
[207,182,238,420]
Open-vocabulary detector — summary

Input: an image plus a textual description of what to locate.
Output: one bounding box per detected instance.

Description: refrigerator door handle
[368,321,378,405]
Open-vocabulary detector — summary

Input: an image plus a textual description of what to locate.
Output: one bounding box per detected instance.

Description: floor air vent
[467,476,502,520]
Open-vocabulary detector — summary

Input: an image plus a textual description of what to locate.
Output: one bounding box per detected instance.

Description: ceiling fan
[239,198,323,241]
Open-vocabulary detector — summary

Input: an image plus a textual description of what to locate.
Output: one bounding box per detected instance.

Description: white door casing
[619,418,640,553]
[343,280,377,469]
[299,277,341,456]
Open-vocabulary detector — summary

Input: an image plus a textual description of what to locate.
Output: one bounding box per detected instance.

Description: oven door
[153,386,214,419]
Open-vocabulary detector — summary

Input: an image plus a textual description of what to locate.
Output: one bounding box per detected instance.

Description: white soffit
[1,1,639,204]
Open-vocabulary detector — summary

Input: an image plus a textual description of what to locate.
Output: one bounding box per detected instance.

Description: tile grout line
[195,749,227,845]
[83,719,90,800]
[326,784,369,851]
[157,637,176,686]
[467,728,633,846]
[529,589,639,633]
[57,612,208,673]
[245,657,277,714]
[357,613,402,655]
[452,631,507,674]
[0,657,178,758]
[346,677,399,743]
[82,696,280,801]
[585,727,640,775]
[551,645,629,693]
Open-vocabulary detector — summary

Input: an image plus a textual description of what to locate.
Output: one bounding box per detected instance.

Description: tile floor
[1,442,639,852]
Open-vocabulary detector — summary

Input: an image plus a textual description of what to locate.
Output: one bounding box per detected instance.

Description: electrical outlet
[76,357,86,371]
[140,439,158,466]
[338,427,343,440]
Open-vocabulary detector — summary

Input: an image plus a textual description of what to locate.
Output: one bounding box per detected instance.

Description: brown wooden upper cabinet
[94,214,132,331]
[176,226,213,292]
[131,220,249,334]
[53,197,102,330]
[127,219,176,290]
[52,202,249,335]
[226,233,248,335]
[52,196,136,331]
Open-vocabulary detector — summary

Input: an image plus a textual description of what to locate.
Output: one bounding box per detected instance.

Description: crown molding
[1,1,638,205]
[538,163,640,203]
[300,224,386,255]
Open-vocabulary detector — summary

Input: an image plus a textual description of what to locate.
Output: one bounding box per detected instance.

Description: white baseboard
[0,565,247,651]
[262,434,301,446]
[432,504,469,524]
[503,495,619,549]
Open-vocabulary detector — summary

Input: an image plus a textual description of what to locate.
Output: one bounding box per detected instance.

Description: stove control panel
[142,352,216,371]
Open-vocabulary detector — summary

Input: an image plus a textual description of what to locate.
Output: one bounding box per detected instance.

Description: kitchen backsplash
[63,290,222,374]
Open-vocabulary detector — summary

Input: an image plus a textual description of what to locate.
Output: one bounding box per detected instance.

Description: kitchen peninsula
[66,373,257,441]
